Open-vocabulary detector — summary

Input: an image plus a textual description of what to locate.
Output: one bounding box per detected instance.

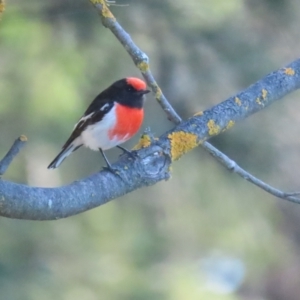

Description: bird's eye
[127,86,134,92]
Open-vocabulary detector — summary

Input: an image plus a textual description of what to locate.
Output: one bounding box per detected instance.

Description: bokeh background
[1,0,300,299]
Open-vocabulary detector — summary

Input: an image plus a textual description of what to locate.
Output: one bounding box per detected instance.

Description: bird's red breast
[108,103,144,142]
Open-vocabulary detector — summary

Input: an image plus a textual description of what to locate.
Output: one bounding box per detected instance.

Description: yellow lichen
[20,135,28,142]
[89,0,115,19]
[235,97,242,106]
[226,120,235,130]
[284,67,295,76]
[256,97,263,106]
[262,89,268,100]
[194,111,204,117]
[89,0,105,5]
[132,134,151,150]
[102,5,115,18]
[137,61,149,72]
[168,131,199,161]
[0,0,5,15]
[207,120,221,136]
[155,87,162,101]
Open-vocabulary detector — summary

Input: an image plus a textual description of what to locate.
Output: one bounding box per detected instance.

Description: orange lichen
[168,131,199,161]
[235,97,242,106]
[194,111,204,117]
[207,120,221,136]
[132,134,151,150]
[284,67,295,76]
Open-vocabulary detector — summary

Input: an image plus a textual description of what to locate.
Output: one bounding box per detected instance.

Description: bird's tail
[48,143,82,169]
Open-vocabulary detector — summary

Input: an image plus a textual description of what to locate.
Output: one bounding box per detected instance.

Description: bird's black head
[108,77,150,108]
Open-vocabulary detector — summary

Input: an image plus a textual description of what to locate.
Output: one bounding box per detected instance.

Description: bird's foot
[101,160,124,178]
[116,146,138,159]
[102,164,119,174]
[99,148,120,175]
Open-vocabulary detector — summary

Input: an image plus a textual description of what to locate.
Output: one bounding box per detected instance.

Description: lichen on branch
[0,0,5,18]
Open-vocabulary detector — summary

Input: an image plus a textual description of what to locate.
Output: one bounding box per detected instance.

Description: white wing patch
[100,103,110,111]
[73,112,94,129]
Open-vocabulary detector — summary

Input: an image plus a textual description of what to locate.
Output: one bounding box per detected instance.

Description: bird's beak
[140,89,151,95]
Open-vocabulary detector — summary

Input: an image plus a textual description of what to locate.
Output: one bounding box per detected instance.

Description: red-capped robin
[48,77,150,170]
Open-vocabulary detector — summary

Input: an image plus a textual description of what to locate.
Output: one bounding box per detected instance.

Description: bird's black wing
[83,87,115,115]
[61,95,114,149]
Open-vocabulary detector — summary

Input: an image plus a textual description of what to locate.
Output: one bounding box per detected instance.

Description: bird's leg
[99,148,113,170]
[99,149,124,178]
[116,145,138,159]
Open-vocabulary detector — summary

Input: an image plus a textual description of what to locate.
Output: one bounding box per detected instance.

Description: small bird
[48,77,150,170]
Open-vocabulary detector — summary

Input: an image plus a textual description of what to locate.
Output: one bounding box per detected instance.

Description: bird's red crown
[126,77,147,91]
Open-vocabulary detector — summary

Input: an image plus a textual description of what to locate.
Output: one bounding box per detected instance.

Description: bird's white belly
[80,106,129,151]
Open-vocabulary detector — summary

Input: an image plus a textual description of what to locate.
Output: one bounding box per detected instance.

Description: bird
[48,77,150,170]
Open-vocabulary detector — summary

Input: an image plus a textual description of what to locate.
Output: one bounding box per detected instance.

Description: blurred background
[1,0,300,299]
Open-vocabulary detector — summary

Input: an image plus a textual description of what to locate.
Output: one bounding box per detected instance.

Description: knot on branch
[135,145,171,182]
[114,144,171,185]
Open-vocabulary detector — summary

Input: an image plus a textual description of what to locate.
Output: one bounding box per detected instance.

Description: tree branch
[1,2,300,220]
[0,58,300,220]
[0,144,170,220]
[89,0,300,204]
[0,135,27,176]
[89,0,182,124]
[202,142,300,204]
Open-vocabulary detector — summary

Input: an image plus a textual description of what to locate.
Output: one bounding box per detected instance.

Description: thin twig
[0,135,27,176]
[202,142,300,204]
[90,0,300,205]
[90,0,182,124]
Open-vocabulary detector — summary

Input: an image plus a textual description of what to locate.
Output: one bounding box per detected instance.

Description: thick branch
[165,61,300,149]
[0,145,170,220]
[0,59,300,220]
